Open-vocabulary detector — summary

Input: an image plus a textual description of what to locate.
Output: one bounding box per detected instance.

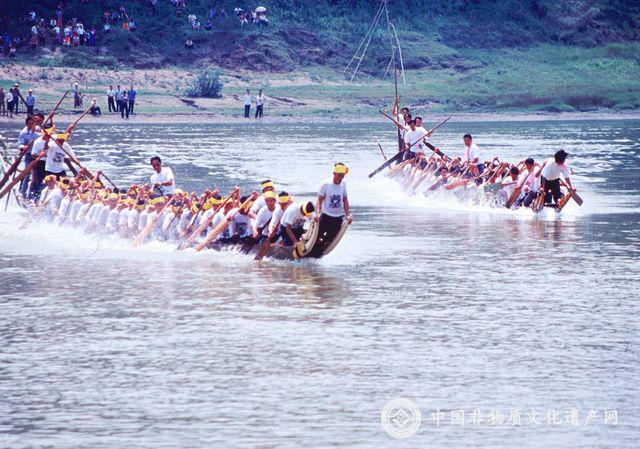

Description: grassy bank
[1,43,639,119]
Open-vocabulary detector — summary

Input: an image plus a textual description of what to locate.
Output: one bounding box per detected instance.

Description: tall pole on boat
[393,53,401,152]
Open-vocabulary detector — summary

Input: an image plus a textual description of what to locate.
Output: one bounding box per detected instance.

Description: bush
[185,70,224,98]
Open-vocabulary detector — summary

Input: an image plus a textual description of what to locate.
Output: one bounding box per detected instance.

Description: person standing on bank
[315,162,353,244]
[243,89,252,118]
[25,89,36,115]
[128,85,136,114]
[255,89,265,118]
[107,84,116,113]
[120,90,129,119]
[150,156,176,196]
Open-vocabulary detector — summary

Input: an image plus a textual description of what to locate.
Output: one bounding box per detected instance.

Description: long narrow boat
[205,219,350,261]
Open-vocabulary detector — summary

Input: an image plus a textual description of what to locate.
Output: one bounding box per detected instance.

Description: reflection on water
[0,119,639,448]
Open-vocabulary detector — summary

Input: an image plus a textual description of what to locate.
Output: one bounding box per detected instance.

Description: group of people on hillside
[22,7,99,54]
[102,4,137,33]
[3,2,271,57]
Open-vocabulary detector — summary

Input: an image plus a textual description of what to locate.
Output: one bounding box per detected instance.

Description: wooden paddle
[254,207,286,261]
[368,150,404,178]
[0,153,45,201]
[560,180,583,206]
[132,195,175,247]
[556,190,575,213]
[177,188,239,250]
[505,169,534,209]
[0,91,70,191]
[195,192,258,252]
[47,105,96,179]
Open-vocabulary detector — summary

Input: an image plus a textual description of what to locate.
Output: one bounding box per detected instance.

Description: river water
[0,119,639,448]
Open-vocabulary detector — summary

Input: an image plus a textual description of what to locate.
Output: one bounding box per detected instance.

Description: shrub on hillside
[185,70,223,98]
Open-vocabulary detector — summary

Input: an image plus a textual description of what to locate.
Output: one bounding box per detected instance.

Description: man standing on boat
[463,134,483,176]
[314,162,352,247]
[540,149,574,205]
[150,156,176,196]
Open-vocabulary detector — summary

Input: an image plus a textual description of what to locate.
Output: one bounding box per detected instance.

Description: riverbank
[1,58,639,125]
[1,110,640,127]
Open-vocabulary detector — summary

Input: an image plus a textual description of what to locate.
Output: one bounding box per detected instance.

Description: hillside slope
[2,0,640,111]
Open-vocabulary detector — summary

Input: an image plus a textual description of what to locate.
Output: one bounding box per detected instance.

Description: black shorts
[45,170,67,179]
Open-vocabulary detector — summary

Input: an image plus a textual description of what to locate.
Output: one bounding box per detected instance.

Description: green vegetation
[4,0,640,111]
[185,70,224,98]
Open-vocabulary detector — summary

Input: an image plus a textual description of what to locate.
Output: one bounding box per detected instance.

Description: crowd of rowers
[12,114,353,249]
[389,105,579,209]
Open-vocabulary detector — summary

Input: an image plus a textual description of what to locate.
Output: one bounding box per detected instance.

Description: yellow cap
[54,133,69,141]
[333,163,349,175]
[261,180,275,190]
[149,196,164,205]
[264,191,276,200]
[202,202,213,211]
[58,178,70,189]
[210,196,223,206]
[278,193,290,204]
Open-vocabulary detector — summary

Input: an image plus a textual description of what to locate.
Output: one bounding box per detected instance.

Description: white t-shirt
[541,159,570,181]
[318,178,347,217]
[45,188,64,215]
[404,128,426,152]
[463,143,481,162]
[227,208,251,237]
[31,136,47,157]
[45,141,74,173]
[107,89,115,98]
[268,206,285,235]
[256,94,265,106]
[210,210,230,240]
[250,195,266,214]
[282,202,308,228]
[253,205,274,236]
[128,209,140,230]
[244,94,252,106]
[150,166,175,194]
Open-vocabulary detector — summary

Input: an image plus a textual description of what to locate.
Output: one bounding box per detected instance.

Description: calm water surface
[0,119,639,448]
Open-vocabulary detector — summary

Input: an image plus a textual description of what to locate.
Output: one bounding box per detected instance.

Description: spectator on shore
[120,90,129,119]
[26,89,36,115]
[255,89,265,118]
[115,84,122,111]
[244,89,252,118]
[185,37,193,49]
[107,85,116,113]
[13,84,22,113]
[0,88,5,116]
[205,19,213,31]
[73,83,83,109]
[6,88,14,117]
[128,86,137,114]
[90,97,101,115]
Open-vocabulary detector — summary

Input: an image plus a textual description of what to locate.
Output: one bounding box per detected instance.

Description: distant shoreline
[1,110,639,127]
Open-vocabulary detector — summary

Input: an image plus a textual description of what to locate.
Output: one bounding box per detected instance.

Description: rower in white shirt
[540,149,574,205]
[149,156,175,195]
[251,191,277,242]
